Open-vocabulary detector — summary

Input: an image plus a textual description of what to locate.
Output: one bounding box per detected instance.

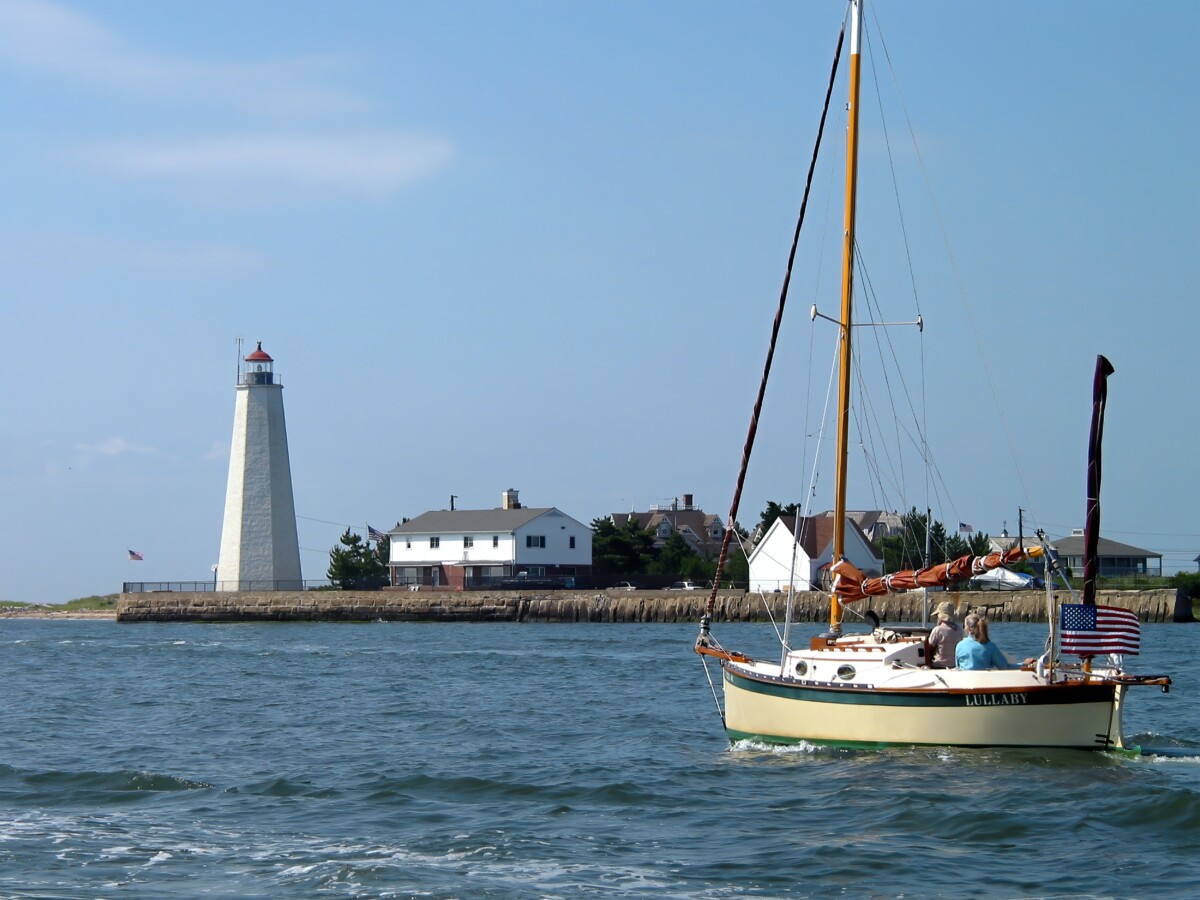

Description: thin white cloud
[0,0,371,119]
[80,132,455,194]
[0,228,264,272]
[78,437,155,457]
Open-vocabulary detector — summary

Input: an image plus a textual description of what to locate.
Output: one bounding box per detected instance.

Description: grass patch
[56,594,119,610]
[1,594,119,611]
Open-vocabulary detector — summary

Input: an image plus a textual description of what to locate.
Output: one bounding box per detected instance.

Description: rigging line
[697,656,726,727]
[800,134,840,532]
[870,5,1038,525]
[853,242,924,468]
[802,333,843,522]
[865,3,934,538]
[862,21,923,317]
[858,27,929,513]
[706,19,847,618]
[848,245,918,508]
[297,514,360,529]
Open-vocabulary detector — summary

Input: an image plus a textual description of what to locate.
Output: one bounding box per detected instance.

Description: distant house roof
[611,505,726,557]
[1050,534,1161,560]
[391,507,555,534]
[817,509,901,541]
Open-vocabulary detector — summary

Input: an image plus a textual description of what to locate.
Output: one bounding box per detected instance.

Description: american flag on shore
[1060,603,1140,655]
[958,522,974,533]
[128,549,144,561]
[367,525,386,543]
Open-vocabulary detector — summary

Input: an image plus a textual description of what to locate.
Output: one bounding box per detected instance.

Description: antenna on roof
[450,494,457,511]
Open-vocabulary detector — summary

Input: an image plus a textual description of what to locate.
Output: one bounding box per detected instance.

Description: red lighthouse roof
[245,341,273,363]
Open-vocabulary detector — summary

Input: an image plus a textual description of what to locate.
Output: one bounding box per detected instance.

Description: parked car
[668,580,703,591]
[608,581,637,591]
[968,568,1044,591]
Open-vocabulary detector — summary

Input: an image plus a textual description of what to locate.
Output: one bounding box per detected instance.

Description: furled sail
[831,545,1044,602]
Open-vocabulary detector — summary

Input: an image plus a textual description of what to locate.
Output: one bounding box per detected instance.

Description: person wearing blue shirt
[956,614,1017,670]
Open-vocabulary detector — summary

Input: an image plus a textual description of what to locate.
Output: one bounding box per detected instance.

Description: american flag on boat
[1060,603,1140,655]
[128,549,144,561]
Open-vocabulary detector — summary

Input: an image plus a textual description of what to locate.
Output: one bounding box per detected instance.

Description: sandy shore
[0,608,118,619]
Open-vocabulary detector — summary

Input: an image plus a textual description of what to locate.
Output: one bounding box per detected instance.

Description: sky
[0,0,1195,603]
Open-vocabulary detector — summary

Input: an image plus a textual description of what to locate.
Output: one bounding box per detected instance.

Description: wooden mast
[829,0,863,634]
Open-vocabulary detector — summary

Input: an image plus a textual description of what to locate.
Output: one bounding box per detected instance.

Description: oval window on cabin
[794,660,808,677]
[837,664,856,681]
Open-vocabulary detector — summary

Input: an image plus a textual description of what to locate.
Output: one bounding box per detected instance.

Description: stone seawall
[116,588,1182,624]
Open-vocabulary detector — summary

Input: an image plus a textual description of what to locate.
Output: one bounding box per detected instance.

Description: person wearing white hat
[927,600,962,669]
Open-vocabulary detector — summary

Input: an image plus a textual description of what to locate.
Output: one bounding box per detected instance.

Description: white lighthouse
[216,341,303,590]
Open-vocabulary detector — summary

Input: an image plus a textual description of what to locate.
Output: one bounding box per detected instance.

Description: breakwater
[115,588,1184,624]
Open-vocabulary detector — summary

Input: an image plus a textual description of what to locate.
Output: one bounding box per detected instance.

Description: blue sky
[0,0,1195,603]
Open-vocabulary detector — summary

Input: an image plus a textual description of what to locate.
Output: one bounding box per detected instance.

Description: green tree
[880,507,929,572]
[648,532,703,579]
[720,550,749,588]
[879,509,990,574]
[757,500,802,540]
[327,529,387,589]
[590,517,656,578]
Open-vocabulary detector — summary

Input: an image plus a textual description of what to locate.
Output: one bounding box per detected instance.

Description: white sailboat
[694,0,1170,751]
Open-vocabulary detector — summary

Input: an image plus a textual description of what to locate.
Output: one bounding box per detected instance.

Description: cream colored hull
[723,665,1124,750]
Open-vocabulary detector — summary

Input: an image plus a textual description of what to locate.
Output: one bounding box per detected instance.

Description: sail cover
[831,545,1044,603]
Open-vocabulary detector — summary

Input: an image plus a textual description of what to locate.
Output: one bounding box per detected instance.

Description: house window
[569,536,576,549]
[464,536,474,548]
[405,538,411,549]
[527,566,545,576]
[526,535,546,548]
[430,537,440,549]
[492,535,499,548]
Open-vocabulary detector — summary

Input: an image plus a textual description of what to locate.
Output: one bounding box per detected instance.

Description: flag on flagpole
[367,525,386,543]
[958,522,974,533]
[1060,603,1140,655]
[128,549,144,561]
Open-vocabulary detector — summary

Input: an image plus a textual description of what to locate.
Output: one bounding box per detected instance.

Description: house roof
[1050,534,1161,559]
[778,514,881,561]
[390,507,556,535]
[612,509,721,535]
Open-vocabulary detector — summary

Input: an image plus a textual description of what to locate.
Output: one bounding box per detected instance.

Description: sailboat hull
[723,662,1125,750]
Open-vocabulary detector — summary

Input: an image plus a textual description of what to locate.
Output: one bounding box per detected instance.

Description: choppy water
[1,619,1196,899]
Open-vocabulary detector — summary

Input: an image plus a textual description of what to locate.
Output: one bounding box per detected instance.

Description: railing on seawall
[123,579,334,593]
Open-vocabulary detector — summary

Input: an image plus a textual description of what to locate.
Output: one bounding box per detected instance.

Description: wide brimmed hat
[935,600,957,622]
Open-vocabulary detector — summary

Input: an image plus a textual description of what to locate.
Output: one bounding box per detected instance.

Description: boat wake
[728,738,836,756]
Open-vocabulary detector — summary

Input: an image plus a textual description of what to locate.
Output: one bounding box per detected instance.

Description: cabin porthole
[837,664,856,681]
[794,660,808,677]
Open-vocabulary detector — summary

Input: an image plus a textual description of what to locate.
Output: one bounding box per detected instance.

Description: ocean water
[1,619,1196,899]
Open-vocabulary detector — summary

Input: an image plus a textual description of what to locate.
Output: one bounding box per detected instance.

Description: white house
[748,514,882,593]
[386,490,592,589]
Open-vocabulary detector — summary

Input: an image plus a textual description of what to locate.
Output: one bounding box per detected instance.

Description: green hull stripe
[725,667,1116,708]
